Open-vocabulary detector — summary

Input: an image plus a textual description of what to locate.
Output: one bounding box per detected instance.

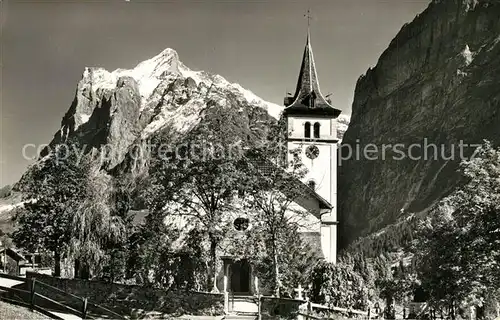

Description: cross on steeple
[304,9,312,30]
[283,8,341,118]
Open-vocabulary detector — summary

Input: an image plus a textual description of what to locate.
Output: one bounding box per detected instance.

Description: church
[218,29,343,298]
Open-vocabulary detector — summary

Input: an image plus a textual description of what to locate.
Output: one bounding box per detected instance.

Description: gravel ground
[0,300,51,320]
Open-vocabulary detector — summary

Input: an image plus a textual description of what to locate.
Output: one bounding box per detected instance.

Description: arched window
[304,122,311,138]
[313,122,320,138]
[307,180,316,190]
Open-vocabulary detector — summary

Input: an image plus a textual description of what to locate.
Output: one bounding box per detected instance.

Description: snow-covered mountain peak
[77,48,282,124]
[119,47,181,80]
[55,47,288,157]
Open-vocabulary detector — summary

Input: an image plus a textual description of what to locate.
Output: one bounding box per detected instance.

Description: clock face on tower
[305,145,320,159]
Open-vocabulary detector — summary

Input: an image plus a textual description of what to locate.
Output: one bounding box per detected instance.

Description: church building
[219,29,342,300]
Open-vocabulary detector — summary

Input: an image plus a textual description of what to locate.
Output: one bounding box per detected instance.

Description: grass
[0,300,51,320]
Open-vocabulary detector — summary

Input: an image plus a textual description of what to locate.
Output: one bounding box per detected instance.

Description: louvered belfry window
[313,122,320,138]
[305,122,311,138]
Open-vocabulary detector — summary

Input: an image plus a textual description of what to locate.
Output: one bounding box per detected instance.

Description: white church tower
[282,29,342,264]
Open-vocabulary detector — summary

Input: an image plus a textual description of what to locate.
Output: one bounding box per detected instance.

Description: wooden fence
[244,293,369,320]
[0,272,125,319]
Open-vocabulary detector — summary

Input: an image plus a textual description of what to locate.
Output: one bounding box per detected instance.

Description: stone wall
[26,272,224,317]
[260,297,303,320]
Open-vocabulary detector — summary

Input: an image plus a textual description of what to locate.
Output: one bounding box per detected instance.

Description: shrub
[310,261,369,310]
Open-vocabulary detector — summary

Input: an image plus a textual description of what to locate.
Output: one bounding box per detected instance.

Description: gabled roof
[0,248,26,262]
[295,178,333,210]
[249,155,332,212]
[284,32,342,118]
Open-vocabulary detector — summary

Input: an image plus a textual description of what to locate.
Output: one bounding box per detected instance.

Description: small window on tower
[310,91,317,108]
[304,122,311,138]
[313,122,320,138]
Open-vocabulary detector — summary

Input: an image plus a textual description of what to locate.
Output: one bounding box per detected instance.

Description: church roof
[249,155,332,211]
[284,32,342,118]
[0,248,27,262]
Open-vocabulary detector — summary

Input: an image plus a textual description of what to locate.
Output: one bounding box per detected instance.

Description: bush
[261,297,302,320]
[310,261,369,310]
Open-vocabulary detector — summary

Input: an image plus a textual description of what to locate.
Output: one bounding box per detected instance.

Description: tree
[239,119,314,297]
[126,212,181,287]
[411,141,500,318]
[275,226,322,297]
[412,209,467,316]
[310,260,369,310]
[376,261,419,319]
[13,142,131,279]
[146,109,248,292]
[126,208,207,290]
[69,157,127,279]
[13,144,87,276]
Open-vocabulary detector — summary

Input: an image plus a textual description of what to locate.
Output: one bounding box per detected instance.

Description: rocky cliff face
[338,0,500,248]
[36,48,284,172]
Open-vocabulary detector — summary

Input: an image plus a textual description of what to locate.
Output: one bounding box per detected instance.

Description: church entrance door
[230,259,251,294]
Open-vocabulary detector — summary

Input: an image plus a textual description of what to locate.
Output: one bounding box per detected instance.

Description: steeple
[284,28,341,117]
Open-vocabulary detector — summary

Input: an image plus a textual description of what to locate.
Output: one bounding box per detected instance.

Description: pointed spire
[284,13,341,117]
[288,29,329,109]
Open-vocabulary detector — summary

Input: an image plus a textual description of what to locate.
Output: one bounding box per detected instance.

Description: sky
[0,0,431,187]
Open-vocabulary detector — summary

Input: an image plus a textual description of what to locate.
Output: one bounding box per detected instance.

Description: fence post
[82,297,88,319]
[257,294,262,320]
[307,300,312,320]
[30,278,36,309]
[224,291,229,314]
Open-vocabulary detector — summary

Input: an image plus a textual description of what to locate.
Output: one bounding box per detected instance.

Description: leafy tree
[275,227,322,297]
[411,141,500,318]
[235,116,316,297]
[100,169,148,282]
[376,262,419,319]
[180,227,210,290]
[126,212,179,286]
[69,158,127,279]
[146,109,250,292]
[13,142,131,279]
[310,260,369,310]
[13,144,87,276]
[126,210,206,290]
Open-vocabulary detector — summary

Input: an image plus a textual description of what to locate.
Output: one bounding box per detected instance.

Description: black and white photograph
[0,0,499,319]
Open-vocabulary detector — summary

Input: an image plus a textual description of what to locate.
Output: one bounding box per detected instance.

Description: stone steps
[229,297,258,314]
[225,294,258,319]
